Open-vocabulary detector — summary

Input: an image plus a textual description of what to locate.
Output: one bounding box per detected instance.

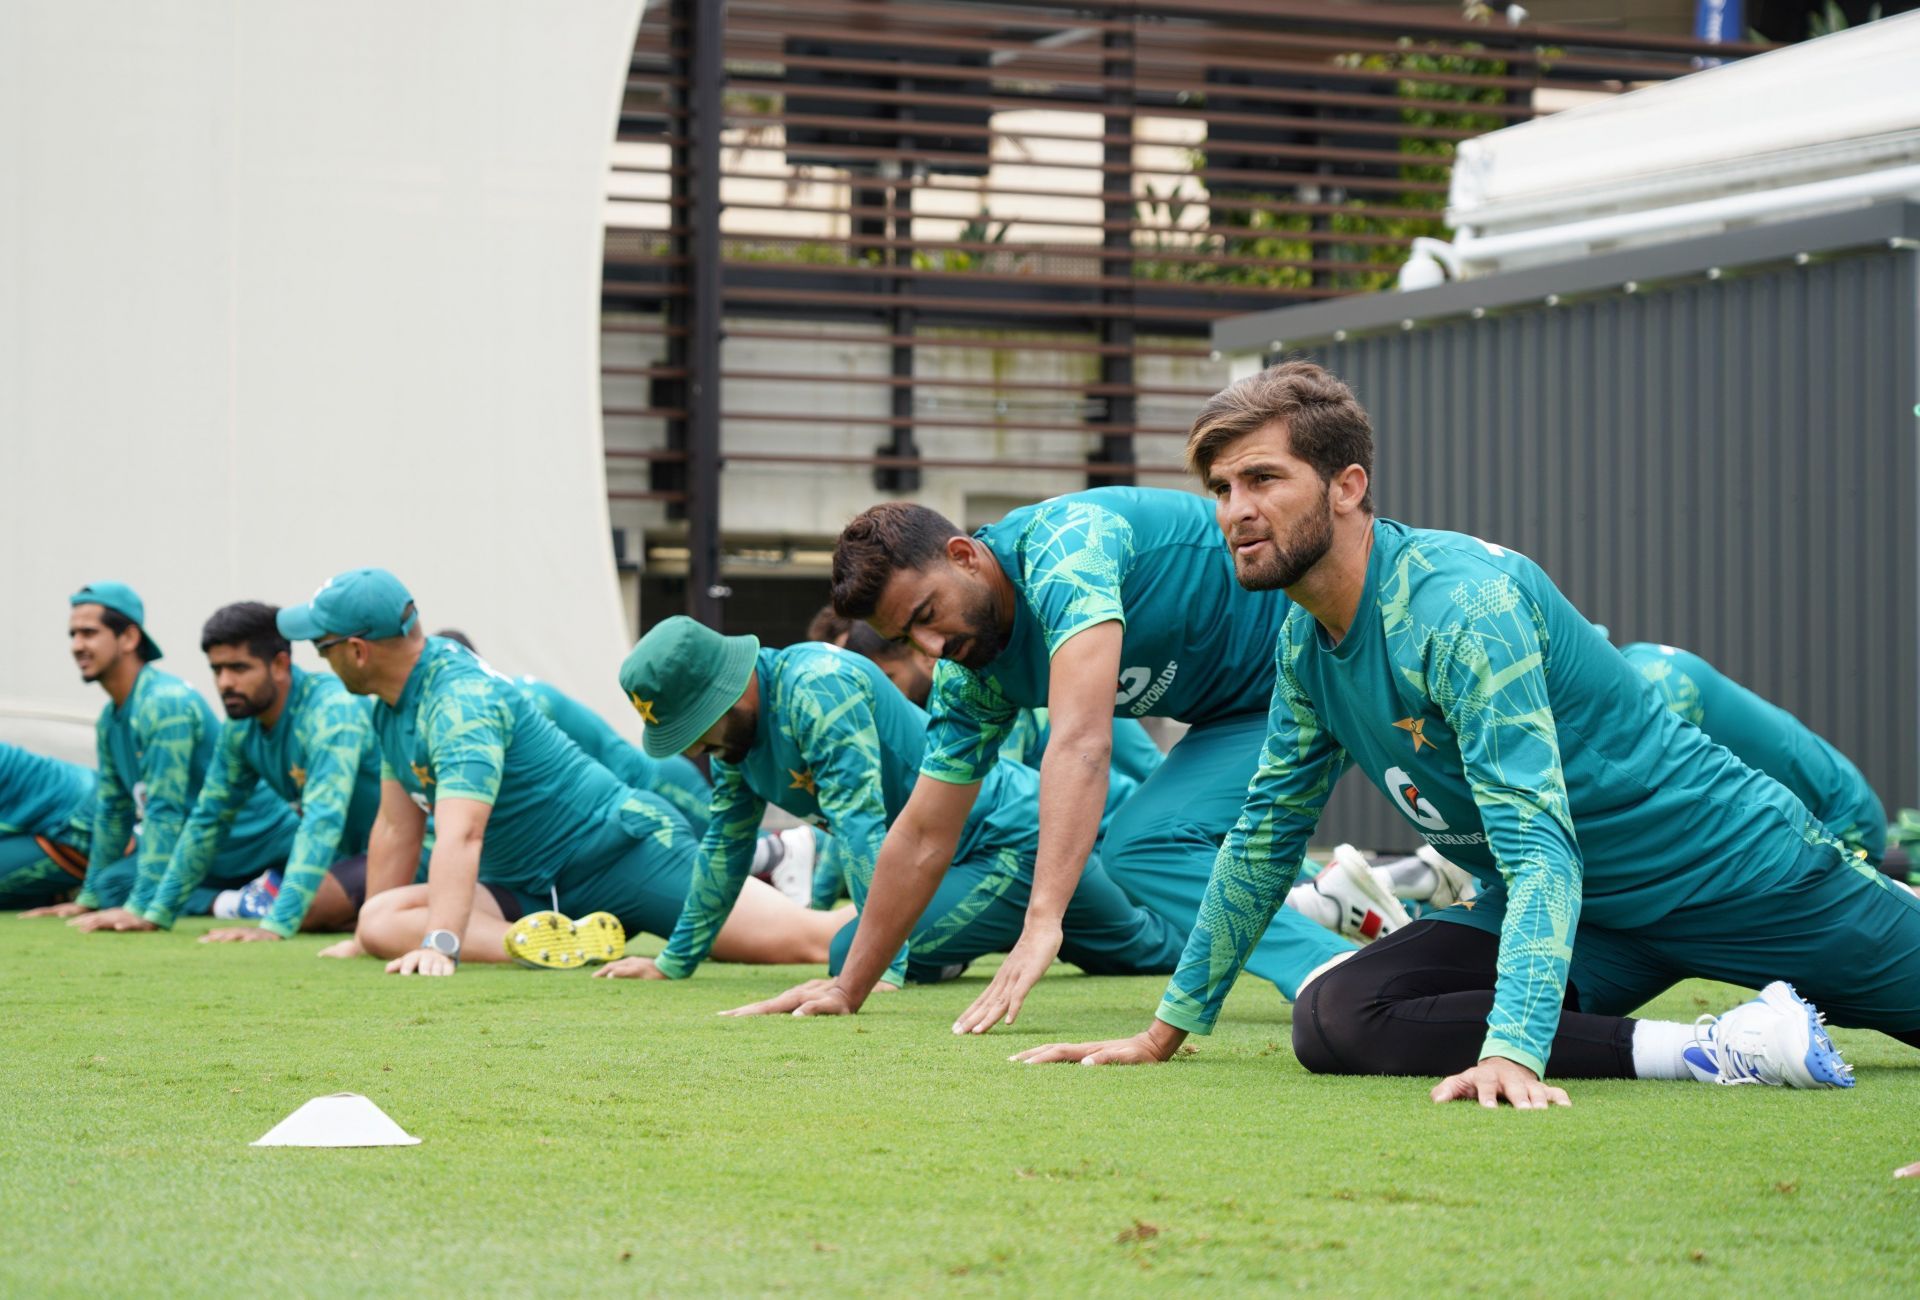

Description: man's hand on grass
[722,978,855,1018]
[315,938,364,959]
[1431,1056,1570,1110]
[952,921,1060,1035]
[20,902,90,918]
[595,956,669,980]
[1010,1020,1187,1066]
[386,948,455,976]
[70,908,156,932]
[200,927,282,943]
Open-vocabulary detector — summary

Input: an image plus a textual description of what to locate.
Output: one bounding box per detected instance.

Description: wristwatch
[420,929,461,964]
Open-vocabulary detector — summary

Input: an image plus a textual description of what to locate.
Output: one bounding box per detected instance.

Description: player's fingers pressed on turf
[720,979,829,1015]
[1008,1041,1087,1063]
[1895,1161,1920,1178]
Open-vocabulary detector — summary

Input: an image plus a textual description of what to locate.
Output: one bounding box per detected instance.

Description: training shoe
[1682,981,1854,1089]
[503,910,626,970]
[1317,845,1412,942]
[1414,846,1479,909]
[768,826,818,907]
[233,870,283,920]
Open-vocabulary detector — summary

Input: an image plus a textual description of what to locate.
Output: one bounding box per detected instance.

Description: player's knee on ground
[353,886,423,958]
[1291,954,1399,1076]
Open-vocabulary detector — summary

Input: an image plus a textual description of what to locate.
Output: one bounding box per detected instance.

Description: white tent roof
[1451,11,1920,236]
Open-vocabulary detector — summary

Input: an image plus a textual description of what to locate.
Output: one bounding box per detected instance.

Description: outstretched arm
[952,620,1120,1034]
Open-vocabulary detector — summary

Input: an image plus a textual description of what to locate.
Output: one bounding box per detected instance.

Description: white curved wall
[0,0,647,762]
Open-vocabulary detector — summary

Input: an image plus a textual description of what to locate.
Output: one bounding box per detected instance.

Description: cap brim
[138,630,164,661]
[277,604,327,641]
[639,634,760,758]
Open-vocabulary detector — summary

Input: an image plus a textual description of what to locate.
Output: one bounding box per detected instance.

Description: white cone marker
[251,1093,421,1147]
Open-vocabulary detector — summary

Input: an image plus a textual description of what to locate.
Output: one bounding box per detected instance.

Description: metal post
[685,0,728,626]
[1091,25,1136,487]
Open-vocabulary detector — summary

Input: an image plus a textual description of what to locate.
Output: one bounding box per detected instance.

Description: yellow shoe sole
[503,910,626,970]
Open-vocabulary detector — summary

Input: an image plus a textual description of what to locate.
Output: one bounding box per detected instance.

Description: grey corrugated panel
[1302,249,1919,851]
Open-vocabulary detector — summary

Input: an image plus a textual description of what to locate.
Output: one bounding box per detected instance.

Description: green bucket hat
[620,615,760,758]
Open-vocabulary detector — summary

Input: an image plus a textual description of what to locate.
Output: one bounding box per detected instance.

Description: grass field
[7,918,1919,1297]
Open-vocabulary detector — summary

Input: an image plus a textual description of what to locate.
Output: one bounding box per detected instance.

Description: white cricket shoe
[1683,981,1855,1089]
[768,826,817,906]
[1415,845,1480,909]
[1317,845,1412,942]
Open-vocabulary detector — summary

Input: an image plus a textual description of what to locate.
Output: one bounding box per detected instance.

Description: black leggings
[1292,919,1638,1079]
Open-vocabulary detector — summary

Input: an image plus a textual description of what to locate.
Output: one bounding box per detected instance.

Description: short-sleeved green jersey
[516,676,712,835]
[0,742,96,850]
[83,666,298,911]
[654,642,1038,980]
[374,638,679,895]
[921,488,1292,785]
[139,668,382,935]
[1159,520,1842,1077]
[1620,642,1886,863]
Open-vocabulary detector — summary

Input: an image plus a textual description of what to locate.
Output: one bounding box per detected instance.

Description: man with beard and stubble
[1013,361,1920,1107]
[48,583,297,930]
[728,485,1391,1031]
[114,601,382,942]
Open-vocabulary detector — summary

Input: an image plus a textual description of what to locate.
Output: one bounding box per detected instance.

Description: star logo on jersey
[289,765,308,788]
[1394,717,1434,753]
[410,762,435,787]
[628,692,659,725]
[788,768,817,796]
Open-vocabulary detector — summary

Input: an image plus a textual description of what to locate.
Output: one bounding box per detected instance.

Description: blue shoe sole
[1781,982,1855,1089]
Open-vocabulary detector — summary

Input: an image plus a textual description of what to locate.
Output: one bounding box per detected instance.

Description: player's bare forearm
[366,781,427,899]
[1027,726,1110,923]
[423,799,490,942]
[835,816,955,1006]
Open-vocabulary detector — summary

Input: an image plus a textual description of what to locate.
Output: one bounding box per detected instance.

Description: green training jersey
[374,638,681,895]
[998,707,1165,786]
[654,642,1039,980]
[84,666,298,911]
[1621,642,1886,863]
[516,675,712,835]
[0,742,96,851]
[1158,520,1842,1077]
[922,487,1292,785]
[140,668,382,935]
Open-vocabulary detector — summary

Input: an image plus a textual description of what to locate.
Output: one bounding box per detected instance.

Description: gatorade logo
[1115,661,1179,715]
[1384,765,1448,831]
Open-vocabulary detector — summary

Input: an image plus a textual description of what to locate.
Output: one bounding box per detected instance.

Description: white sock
[1286,881,1340,929]
[750,832,783,876]
[1376,856,1438,901]
[1630,1019,1696,1080]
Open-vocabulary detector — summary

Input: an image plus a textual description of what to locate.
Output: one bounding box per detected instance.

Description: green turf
[6,919,1918,1296]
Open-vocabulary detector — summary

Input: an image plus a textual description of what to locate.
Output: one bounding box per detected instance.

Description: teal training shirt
[141,668,383,935]
[922,487,1292,785]
[1621,643,1887,864]
[1158,520,1842,1077]
[0,742,96,849]
[998,707,1165,786]
[516,676,712,835]
[654,642,1039,980]
[375,638,681,895]
[89,666,299,912]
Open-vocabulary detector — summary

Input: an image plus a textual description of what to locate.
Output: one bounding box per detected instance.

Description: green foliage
[1163,42,1511,292]
[1809,2,1882,37]
[4,921,1919,1294]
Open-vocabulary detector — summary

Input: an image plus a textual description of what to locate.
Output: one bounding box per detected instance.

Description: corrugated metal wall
[1304,248,1920,850]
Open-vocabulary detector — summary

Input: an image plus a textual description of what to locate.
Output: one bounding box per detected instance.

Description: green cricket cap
[619,615,760,758]
[70,581,163,660]
[277,568,420,642]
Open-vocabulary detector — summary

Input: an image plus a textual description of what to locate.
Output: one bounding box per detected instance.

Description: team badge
[1394,717,1434,753]
[628,692,659,724]
[788,768,817,796]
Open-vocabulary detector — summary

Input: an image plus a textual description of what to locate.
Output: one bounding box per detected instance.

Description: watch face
[424,930,459,958]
